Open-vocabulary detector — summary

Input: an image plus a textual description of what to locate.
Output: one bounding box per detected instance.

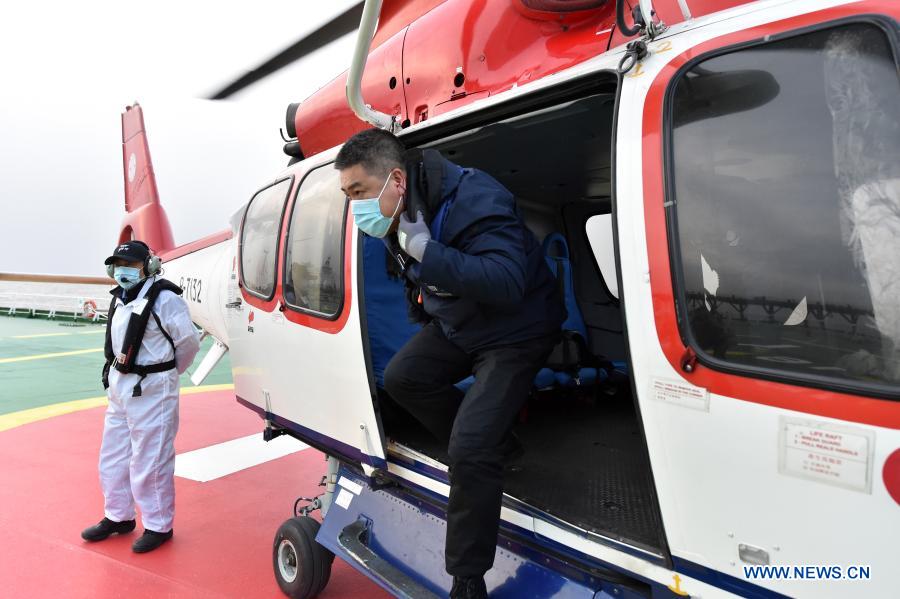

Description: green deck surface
[0,315,232,415]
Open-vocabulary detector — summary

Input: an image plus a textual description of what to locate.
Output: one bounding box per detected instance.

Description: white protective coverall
[99,276,200,532]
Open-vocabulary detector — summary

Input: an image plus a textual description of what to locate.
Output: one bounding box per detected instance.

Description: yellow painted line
[0,397,108,432]
[0,383,235,432]
[181,383,235,395]
[0,348,103,364]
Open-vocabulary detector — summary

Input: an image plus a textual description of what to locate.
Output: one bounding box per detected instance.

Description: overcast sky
[0,0,358,275]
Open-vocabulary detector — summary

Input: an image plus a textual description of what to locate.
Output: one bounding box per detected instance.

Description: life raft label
[778,417,874,493]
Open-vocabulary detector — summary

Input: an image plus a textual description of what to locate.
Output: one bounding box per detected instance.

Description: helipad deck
[0,315,387,598]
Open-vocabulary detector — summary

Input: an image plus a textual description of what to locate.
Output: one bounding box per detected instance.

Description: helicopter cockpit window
[667,22,900,396]
[240,178,292,300]
[283,165,347,318]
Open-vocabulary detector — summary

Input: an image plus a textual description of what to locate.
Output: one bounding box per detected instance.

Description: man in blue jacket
[337,129,565,598]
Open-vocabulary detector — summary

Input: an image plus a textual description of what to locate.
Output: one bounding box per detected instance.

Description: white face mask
[350,174,402,238]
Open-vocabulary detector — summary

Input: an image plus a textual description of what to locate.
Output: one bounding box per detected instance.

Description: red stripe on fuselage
[160,229,233,263]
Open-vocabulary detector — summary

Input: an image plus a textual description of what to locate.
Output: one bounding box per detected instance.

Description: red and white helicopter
[116,0,900,597]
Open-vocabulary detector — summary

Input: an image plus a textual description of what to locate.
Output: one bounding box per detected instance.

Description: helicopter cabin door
[615,2,900,597]
[232,157,387,469]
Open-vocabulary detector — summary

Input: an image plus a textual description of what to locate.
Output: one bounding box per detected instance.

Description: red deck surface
[0,390,389,599]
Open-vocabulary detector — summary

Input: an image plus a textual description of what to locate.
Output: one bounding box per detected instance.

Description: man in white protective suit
[81,240,200,553]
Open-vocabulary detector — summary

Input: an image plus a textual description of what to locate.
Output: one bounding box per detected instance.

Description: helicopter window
[667,22,900,397]
[240,177,292,300]
[283,164,347,318]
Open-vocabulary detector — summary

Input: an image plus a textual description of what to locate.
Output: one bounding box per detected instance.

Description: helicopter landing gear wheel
[273,516,334,598]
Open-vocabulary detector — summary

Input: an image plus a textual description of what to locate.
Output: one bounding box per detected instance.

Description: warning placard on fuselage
[650,378,710,411]
[778,417,874,493]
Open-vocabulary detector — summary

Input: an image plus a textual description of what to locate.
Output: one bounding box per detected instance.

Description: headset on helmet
[105,241,162,279]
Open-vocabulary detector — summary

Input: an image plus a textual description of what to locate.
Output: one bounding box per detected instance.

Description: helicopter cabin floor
[0,315,388,599]
[384,384,665,555]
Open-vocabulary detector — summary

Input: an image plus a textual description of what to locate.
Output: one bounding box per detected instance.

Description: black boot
[450,576,487,599]
[81,517,136,542]
[132,529,173,553]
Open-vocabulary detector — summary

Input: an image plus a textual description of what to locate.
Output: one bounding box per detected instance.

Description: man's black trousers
[383,321,556,577]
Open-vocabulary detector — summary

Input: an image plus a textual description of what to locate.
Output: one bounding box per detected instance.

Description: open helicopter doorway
[358,80,667,556]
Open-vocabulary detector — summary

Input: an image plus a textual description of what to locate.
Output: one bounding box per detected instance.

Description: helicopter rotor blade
[207,1,363,100]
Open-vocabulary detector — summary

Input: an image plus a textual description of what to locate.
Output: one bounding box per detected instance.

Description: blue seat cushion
[554,367,608,388]
[534,368,556,390]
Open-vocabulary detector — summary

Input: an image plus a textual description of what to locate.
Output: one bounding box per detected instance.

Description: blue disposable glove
[398,210,432,262]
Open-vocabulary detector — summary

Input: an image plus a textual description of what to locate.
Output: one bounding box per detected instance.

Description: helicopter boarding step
[316,466,649,599]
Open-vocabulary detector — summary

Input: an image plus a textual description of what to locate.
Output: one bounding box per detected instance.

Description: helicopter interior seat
[454,233,612,393]
[362,229,610,398]
[564,204,630,384]
[541,232,610,387]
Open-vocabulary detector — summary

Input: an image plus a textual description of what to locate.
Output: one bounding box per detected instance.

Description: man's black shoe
[450,576,488,599]
[81,517,136,542]
[132,529,173,553]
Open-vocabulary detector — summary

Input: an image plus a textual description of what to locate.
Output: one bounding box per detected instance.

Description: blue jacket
[406,159,565,352]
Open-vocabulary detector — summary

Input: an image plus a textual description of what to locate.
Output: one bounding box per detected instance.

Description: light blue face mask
[350,174,402,239]
[114,266,144,290]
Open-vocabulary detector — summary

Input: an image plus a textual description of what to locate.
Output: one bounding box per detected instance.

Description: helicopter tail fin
[117,103,175,254]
